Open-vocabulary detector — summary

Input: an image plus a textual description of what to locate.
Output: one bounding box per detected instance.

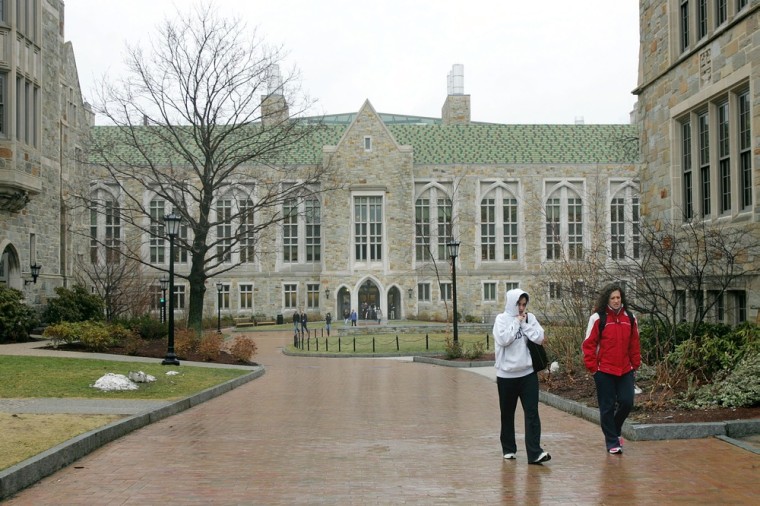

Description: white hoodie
[493,288,545,379]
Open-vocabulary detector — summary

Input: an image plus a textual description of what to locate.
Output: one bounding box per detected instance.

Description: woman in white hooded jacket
[493,288,551,464]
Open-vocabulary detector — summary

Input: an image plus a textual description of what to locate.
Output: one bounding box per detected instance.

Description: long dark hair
[594,283,628,313]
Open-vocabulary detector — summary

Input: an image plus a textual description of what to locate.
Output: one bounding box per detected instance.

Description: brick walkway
[6,330,758,505]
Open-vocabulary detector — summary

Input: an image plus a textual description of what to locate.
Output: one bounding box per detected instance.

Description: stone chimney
[262,64,289,127]
[441,64,470,125]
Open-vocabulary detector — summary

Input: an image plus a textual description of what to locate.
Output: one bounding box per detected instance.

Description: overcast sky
[65,0,640,125]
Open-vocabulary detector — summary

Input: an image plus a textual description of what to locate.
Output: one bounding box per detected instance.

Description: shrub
[174,328,201,358]
[230,336,258,363]
[43,285,104,324]
[444,336,462,359]
[128,315,167,341]
[677,352,760,409]
[198,332,224,361]
[668,323,747,381]
[0,286,38,343]
[463,340,485,360]
[42,320,125,351]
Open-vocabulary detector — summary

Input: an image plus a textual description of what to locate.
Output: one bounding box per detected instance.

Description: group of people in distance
[493,283,640,464]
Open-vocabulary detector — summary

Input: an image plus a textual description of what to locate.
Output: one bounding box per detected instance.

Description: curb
[0,366,265,501]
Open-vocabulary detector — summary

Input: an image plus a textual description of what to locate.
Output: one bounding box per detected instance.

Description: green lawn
[0,356,250,399]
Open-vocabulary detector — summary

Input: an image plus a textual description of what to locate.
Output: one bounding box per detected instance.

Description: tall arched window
[610,182,640,260]
[90,186,121,265]
[480,183,519,262]
[282,184,321,264]
[545,182,584,260]
[415,184,452,262]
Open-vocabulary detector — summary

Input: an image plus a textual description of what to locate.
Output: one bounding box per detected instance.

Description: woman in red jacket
[582,283,641,454]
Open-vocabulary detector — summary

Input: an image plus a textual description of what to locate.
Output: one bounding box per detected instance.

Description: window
[305,197,321,262]
[216,199,232,263]
[697,0,708,39]
[354,196,383,261]
[440,282,452,301]
[364,136,372,151]
[283,197,298,262]
[716,0,727,26]
[284,283,297,309]
[480,184,518,262]
[239,199,255,263]
[680,0,690,52]
[707,290,724,322]
[549,282,562,300]
[675,290,686,322]
[727,290,746,323]
[414,184,452,262]
[738,90,752,210]
[282,189,321,264]
[15,74,38,147]
[682,121,694,220]
[417,283,431,302]
[483,282,496,302]
[505,281,519,292]
[150,284,162,311]
[173,285,186,310]
[240,284,254,310]
[0,74,5,135]
[737,0,748,10]
[149,200,166,264]
[698,111,711,217]
[218,285,230,310]
[677,86,751,220]
[545,183,584,260]
[717,101,731,214]
[610,183,640,260]
[90,187,121,265]
[306,283,320,309]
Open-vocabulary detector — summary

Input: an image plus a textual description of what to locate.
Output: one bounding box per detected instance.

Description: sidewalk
[2,332,759,504]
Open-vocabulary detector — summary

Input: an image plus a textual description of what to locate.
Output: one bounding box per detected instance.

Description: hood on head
[504,288,529,317]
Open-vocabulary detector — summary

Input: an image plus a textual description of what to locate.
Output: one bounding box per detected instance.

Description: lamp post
[159,275,169,324]
[216,281,223,333]
[25,263,42,285]
[446,240,461,345]
[162,212,181,366]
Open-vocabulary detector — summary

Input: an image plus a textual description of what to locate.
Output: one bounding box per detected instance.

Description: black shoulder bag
[524,315,548,372]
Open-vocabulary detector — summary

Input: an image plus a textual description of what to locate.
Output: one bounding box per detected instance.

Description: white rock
[92,373,139,391]
[549,361,560,373]
[128,371,156,383]
[166,370,180,376]
[634,384,643,394]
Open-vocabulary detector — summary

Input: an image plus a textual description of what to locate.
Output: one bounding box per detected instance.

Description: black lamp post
[216,281,223,333]
[446,240,460,345]
[159,275,169,324]
[162,212,181,366]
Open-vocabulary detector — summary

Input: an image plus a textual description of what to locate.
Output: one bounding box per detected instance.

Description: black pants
[593,370,634,449]
[497,373,544,460]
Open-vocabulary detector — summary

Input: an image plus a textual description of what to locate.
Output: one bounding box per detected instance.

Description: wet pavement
[3,330,759,505]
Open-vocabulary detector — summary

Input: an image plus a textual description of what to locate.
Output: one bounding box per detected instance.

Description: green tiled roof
[91,119,638,167]
[388,123,639,165]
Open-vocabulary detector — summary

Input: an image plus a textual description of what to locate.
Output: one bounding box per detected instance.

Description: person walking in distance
[292,311,300,334]
[492,288,551,464]
[582,283,641,455]
[300,310,309,339]
[350,309,357,327]
[325,312,332,337]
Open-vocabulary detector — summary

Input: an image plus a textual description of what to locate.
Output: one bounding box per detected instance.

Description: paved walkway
[3,331,759,504]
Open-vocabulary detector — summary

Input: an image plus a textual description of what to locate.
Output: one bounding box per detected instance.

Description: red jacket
[582,306,641,376]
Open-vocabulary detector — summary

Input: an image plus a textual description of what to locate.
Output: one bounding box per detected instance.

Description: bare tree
[610,216,760,359]
[79,4,336,326]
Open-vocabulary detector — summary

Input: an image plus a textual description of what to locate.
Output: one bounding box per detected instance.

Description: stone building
[635,0,758,323]
[86,63,639,325]
[0,1,91,305]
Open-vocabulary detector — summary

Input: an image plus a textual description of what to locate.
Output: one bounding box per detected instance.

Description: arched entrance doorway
[359,279,378,320]
[386,286,401,320]
[337,286,351,323]
[0,242,21,290]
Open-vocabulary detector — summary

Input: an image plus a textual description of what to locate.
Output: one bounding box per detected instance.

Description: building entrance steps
[4,331,759,504]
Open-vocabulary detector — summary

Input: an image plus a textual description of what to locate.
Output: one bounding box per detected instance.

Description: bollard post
[316,337,319,351]
[325,338,328,352]
[353,337,356,352]
[486,334,489,350]
[396,335,399,351]
[426,334,429,350]
[372,337,375,353]
[339,337,341,352]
